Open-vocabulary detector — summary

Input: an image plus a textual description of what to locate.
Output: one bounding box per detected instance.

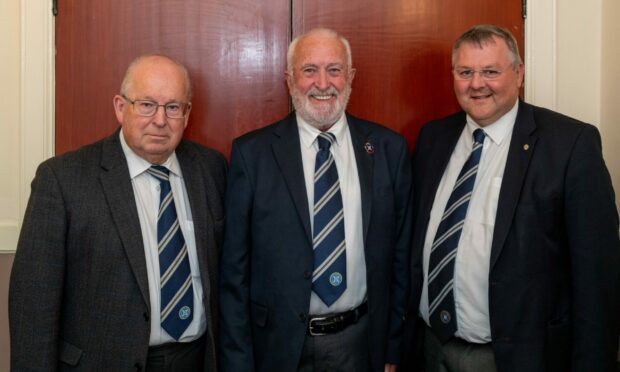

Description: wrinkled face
[453,36,524,126]
[287,34,355,130]
[113,56,190,164]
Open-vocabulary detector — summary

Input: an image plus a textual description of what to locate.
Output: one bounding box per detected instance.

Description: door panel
[55,0,290,156]
[292,0,523,146]
[56,0,523,155]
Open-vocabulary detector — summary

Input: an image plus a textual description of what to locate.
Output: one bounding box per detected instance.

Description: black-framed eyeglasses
[122,95,190,119]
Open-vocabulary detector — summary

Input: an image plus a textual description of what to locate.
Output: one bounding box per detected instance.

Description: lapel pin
[523,144,530,151]
[364,142,374,154]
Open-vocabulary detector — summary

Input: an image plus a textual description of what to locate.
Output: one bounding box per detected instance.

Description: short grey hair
[120,54,193,101]
[286,28,353,74]
[452,24,523,69]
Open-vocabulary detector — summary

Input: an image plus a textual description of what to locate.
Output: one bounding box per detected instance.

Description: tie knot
[317,132,335,151]
[147,165,170,182]
[473,129,486,145]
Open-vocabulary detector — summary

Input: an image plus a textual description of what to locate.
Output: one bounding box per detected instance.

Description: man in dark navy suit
[405,24,620,372]
[219,28,413,372]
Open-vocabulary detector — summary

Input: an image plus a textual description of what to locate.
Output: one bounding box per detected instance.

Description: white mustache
[306,87,339,97]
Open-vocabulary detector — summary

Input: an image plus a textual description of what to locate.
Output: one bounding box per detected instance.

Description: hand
[384,363,397,372]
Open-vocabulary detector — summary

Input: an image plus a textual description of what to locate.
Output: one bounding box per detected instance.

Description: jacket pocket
[59,339,83,366]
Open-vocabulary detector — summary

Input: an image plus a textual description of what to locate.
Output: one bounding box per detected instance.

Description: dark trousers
[424,325,497,372]
[297,312,370,372]
[146,336,205,372]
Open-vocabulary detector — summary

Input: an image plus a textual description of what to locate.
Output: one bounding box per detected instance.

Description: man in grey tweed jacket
[9,55,226,371]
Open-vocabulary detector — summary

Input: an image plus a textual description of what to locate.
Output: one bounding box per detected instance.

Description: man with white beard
[219,28,413,372]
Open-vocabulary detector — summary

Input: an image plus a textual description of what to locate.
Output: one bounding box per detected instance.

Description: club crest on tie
[364,142,374,154]
[329,272,343,286]
[440,310,451,324]
[179,306,192,320]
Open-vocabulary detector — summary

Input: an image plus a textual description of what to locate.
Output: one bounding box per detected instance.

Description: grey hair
[120,54,193,101]
[452,24,523,69]
[286,28,353,74]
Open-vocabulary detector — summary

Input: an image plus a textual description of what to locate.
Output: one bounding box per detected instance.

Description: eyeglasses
[122,95,190,119]
[453,68,504,81]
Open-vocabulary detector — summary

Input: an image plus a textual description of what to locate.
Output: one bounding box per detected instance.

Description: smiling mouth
[471,94,492,100]
[311,94,335,101]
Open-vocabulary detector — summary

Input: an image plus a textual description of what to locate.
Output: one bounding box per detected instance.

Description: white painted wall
[0,0,22,252]
[0,1,618,252]
[0,0,54,252]
[601,0,620,213]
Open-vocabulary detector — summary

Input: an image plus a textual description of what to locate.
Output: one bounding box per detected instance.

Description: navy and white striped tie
[312,132,347,306]
[147,165,193,340]
[428,128,486,342]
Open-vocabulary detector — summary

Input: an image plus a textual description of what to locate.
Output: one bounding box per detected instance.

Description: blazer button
[143,312,149,322]
[303,271,312,279]
[299,313,307,322]
[134,362,143,371]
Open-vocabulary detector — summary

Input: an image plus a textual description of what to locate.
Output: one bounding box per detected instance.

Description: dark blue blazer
[406,101,620,372]
[219,113,413,371]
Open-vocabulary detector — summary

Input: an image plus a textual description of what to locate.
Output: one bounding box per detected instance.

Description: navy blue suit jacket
[406,101,620,372]
[219,113,413,371]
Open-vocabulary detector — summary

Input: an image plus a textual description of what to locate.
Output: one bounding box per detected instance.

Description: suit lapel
[348,115,374,243]
[490,102,538,269]
[272,114,313,242]
[416,115,466,247]
[99,130,150,308]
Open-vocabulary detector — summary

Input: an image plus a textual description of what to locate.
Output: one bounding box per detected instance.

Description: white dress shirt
[120,130,206,345]
[419,101,518,343]
[297,113,367,315]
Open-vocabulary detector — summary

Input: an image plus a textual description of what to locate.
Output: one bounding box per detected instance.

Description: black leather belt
[307,302,368,336]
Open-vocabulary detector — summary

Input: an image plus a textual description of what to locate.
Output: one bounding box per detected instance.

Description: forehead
[293,34,347,66]
[454,37,512,66]
[128,58,186,97]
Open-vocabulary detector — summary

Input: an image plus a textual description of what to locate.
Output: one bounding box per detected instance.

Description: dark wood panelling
[55,0,291,156]
[292,0,523,147]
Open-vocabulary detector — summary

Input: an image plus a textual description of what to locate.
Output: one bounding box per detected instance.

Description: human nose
[314,70,329,90]
[152,105,168,125]
[470,70,486,88]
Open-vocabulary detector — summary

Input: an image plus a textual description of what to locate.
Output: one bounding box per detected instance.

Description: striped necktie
[312,132,347,306]
[428,128,486,342]
[147,165,193,340]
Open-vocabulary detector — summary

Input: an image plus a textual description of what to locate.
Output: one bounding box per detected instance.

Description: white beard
[291,84,352,130]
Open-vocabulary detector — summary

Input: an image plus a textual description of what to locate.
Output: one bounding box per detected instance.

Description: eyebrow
[136,96,182,104]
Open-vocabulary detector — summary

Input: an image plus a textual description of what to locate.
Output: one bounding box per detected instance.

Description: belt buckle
[308,316,328,336]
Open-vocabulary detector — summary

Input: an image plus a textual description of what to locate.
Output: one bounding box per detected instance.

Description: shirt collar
[296,112,348,150]
[119,129,182,179]
[465,100,519,146]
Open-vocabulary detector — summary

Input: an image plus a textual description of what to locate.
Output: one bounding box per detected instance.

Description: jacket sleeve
[219,140,256,372]
[9,161,66,371]
[564,124,620,371]
[385,135,414,364]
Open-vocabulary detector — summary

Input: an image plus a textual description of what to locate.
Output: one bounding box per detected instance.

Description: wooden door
[293,0,524,146]
[55,0,291,156]
[55,0,523,155]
